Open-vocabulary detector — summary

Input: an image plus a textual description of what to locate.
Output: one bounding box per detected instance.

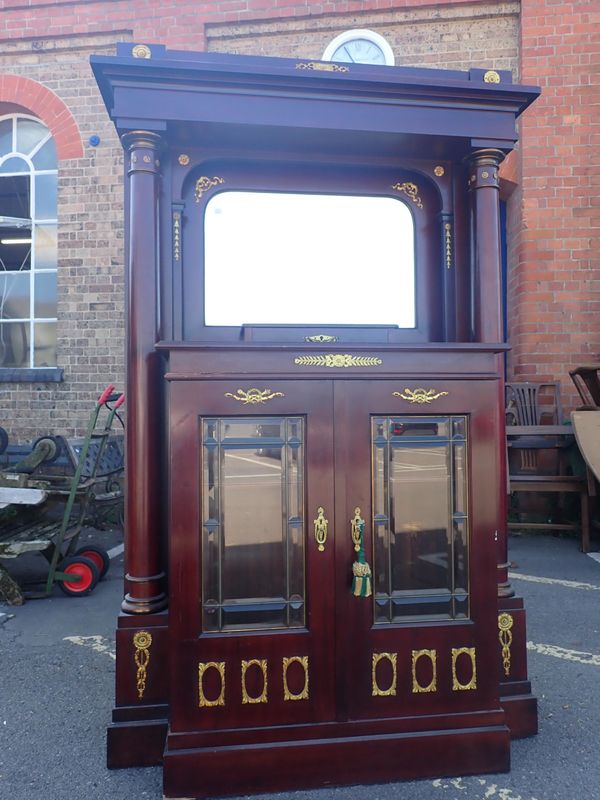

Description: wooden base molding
[107,714,168,769]
[108,613,169,768]
[163,715,510,798]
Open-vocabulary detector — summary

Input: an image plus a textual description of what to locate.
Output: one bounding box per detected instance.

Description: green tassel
[352,520,372,598]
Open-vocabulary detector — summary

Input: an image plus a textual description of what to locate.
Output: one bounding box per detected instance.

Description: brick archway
[0,74,83,159]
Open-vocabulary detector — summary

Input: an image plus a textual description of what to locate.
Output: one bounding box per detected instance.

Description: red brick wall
[508,1,600,409]
[0,0,498,48]
[0,0,596,439]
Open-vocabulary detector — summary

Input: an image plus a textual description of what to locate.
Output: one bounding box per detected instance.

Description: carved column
[467,147,513,598]
[121,131,167,614]
[467,148,505,343]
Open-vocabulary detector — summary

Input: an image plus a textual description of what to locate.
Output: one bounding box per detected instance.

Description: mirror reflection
[204,191,415,327]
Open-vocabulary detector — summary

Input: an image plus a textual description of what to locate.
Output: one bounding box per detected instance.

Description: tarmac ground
[1,528,599,800]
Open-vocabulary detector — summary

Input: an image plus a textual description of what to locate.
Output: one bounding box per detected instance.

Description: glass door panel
[201,416,305,631]
[372,415,469,622]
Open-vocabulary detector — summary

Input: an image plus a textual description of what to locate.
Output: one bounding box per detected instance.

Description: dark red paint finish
[91,46,539,797]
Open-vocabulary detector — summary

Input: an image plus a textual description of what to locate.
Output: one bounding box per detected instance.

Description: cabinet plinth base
[163,719,510,799]
[107,715,167,769]
[500,692,538,738]
[497,596,538,738]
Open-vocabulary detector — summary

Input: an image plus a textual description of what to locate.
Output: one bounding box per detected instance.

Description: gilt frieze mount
[294,354,382,368]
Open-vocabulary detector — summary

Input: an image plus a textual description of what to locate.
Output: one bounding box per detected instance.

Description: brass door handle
[351,507,364,552]
[314,507,328,552]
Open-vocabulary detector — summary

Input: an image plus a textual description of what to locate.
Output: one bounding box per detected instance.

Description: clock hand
[344,46,355,63]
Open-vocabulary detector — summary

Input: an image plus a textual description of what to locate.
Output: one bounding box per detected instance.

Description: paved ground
[1,530,599,800]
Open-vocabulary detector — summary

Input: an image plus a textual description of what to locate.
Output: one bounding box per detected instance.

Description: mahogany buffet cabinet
[92,45,540,799]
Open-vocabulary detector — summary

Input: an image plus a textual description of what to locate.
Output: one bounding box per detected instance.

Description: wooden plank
[0,539,52,558]
[571,410,600,483]
[0,487,47,506]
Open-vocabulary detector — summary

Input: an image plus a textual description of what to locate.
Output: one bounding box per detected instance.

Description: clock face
[331,38,386,65]
[322,30,395,67]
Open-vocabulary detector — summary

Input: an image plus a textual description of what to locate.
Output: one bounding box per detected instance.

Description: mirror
[204,191,415,327]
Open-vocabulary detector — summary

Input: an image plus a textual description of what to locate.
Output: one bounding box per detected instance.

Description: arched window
[0,114,57,368]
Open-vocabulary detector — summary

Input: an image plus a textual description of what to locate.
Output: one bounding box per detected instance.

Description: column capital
[465,148,506,190]
[121,130,164,175]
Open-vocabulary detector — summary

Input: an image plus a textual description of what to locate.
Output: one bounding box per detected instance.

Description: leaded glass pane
[0,119,12,157]
[0,175,29,219]
[34,272,57,317]
[0,156,28,174]
[31,137,57,171]
[201,416,305,632]
[0,321,30,367]
[0,237,31,272]
[34,174,57,220]
[372,415,469,622]
[0,273,30,319]
[16,118,47,155]
[33,321,56,367]
[33,225,57,270]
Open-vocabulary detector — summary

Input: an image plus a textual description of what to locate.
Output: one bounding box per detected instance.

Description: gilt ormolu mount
[92,44,540,798]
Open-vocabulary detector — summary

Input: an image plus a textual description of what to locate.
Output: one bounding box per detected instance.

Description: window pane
[0,175,30,220]
[33,321,56,366]
[0,156,28,174]
[0,320,30,367]
[16,119,47,155]
[201,416,305,632]
[31,137,57,171]
[0,235,31,271]
[34,174,57,220]
[34,224,57,269]
[34,272,56,318]
[0,273,30,319]
[0,119,12,157]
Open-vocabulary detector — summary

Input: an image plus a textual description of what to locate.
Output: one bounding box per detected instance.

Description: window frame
[0,113,58,373]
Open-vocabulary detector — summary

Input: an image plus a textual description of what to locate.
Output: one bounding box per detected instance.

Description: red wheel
[74,545,110,579]
[58,556,99,596]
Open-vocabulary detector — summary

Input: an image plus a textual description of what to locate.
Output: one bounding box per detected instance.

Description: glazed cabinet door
[168,380,336,732]
[333,380,502,722]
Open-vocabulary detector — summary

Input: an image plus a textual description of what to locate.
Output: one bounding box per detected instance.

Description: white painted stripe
[432,776,540,798]
[527,641,600,666]
[226,474,282,479]
[63,634,116,660]
[509,571,600,591]
[107,543,124,559]
[225,453,282,470]
[587,552,600,565]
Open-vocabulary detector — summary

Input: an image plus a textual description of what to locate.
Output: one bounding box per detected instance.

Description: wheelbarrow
[0,385,125,604]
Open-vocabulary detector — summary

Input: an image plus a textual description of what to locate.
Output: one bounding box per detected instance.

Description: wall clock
[322,29,395,66]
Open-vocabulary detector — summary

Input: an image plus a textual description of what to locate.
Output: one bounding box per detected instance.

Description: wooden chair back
[569,365,600,409]
[505,381,563,427]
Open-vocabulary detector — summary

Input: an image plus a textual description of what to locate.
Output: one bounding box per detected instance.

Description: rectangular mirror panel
[204,191,415,327]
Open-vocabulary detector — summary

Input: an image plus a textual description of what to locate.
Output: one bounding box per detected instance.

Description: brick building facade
[0,0,597,441]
